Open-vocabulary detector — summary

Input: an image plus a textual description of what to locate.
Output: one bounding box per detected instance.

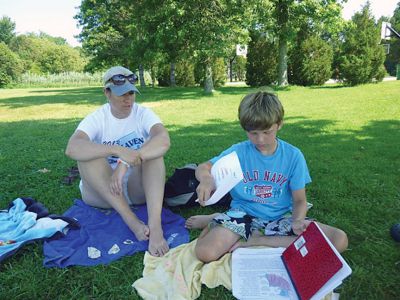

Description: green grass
[0,81,399,299]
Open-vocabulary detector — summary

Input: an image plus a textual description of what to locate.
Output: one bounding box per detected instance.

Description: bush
[156,64,170,87]
[245,30,278,86]
[233,56,247,81]
[213,58,227,87]
[194,57,226,88]
[156,61,196,87]
[289,35,333,86]
[340,54,373,85]
[338,4,386,85]
[175,60,196,87]
[0,42,23,87]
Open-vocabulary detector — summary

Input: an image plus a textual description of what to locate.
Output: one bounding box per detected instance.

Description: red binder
[282,222,343,300]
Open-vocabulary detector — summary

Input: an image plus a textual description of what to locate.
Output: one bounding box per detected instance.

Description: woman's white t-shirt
[76,102,161,168]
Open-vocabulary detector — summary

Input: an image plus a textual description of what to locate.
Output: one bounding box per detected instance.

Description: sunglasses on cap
[108,74,138,85]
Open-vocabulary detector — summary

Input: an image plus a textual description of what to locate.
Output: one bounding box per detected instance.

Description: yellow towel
[132,239,231,300]
[132,240,336,300]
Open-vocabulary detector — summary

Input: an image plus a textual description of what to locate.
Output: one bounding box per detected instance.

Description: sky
[0,0,398,47]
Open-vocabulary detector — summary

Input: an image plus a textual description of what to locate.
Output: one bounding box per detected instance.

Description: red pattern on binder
[282,222,343,300]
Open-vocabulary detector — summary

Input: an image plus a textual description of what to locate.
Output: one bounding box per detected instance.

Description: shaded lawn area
[0,81,399,299]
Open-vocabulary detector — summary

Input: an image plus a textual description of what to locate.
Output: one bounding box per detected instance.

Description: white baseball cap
[103,66,139,96]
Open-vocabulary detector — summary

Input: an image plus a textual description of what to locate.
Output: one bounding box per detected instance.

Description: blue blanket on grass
[43,199,189,268]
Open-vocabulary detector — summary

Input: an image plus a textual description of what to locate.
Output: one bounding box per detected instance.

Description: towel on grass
[132,239,232,300]
[132,240,337,300]
[43,199,189,268]
[0,198,69,263]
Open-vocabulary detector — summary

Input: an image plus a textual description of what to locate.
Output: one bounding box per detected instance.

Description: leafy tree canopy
[0,41,23,87]
[339,2,386,85]
[0,16,16,45]
[9,34,86,74]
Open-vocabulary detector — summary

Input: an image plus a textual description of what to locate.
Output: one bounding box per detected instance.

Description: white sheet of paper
[203,151,243,206]
[232,247,298,300]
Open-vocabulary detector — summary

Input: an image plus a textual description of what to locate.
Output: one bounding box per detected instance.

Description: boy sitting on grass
[186,91,348,263]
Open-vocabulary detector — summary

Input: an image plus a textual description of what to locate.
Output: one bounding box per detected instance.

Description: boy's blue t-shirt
[210,139,311,220]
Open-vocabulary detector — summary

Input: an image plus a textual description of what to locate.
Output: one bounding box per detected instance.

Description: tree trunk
[276,0,289,86]
[278,37,288,86]
[204,62,214,93]
[229,56,236,82]
[150,66,156,87]
[170,62,176,87]
[139,64,146,87]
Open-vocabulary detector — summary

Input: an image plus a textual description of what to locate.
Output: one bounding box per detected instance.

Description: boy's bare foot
[148,228,169,257]
[185,213,219,229]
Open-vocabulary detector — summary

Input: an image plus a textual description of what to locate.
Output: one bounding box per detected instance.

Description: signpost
[381,22,400,80]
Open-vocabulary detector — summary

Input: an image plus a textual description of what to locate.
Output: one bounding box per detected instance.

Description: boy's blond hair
[238,91,284,131]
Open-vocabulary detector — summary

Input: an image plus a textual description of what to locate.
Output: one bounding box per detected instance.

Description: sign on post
[236,44,248,57]
[381,22,392,40]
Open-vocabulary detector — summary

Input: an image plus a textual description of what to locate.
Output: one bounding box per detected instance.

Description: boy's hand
[291,219,307,235]
[196,177,216,206]
[110,163,128,196]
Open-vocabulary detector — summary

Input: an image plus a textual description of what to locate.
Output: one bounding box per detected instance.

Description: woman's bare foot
[148,228,169,257]
[128,220,150,241]
[185,213,219,229]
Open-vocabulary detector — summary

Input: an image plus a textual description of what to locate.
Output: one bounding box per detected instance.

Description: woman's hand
[110,163,128,196]
[118,147,142,167]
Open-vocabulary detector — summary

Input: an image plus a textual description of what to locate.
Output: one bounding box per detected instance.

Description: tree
[268,0,344,86]
[76,0,251,92]
[176,0,250,92]
[37,31,68,45]
[75,0,137,71]
[274,0,290,86]
[77,0,164,87]
[0,42,23,87]
[0,16,16,45]
[39,42,86,73]
[339,3,386,85]
[9,34,86,74]
[9,35,44,73]
[134,0,191,87]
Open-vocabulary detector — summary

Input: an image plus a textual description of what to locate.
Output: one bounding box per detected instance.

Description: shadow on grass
[309,84,349,90]
[1,113,399,210]
[165,117,340,166]
[0,86,220,109]
[0,87,105,109]
[0,84,301,109]
[217,84,294,95]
